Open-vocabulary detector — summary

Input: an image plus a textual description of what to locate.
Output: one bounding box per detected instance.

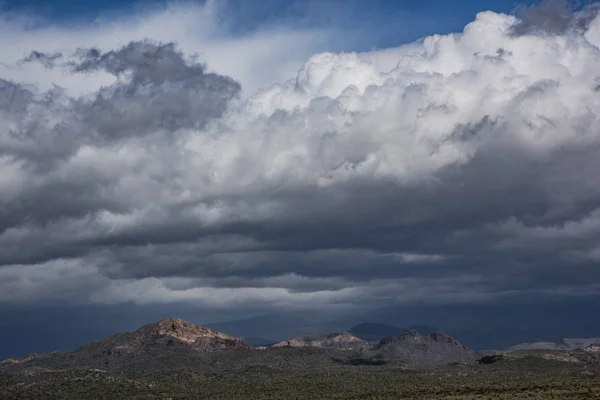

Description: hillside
[1,320,475,372]
[4,348,600,399]
[371,330,477,366]
[4,318,600,399]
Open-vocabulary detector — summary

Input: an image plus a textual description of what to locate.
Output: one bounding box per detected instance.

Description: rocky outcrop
[138,318,227,343]
[134,318,251,350]
[78,318,252,354]
[273,332,368,350]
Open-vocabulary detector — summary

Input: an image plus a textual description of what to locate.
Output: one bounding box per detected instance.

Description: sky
[1,0,600,358]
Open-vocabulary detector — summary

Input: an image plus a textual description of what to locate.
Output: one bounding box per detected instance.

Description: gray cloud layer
[1,2,600,311]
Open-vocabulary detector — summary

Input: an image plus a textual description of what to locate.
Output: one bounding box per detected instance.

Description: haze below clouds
[1,0,600,359]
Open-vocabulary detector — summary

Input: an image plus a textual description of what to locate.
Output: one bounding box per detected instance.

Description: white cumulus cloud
[1,2,600,308]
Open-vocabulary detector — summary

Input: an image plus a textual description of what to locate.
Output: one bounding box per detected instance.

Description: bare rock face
[136,318,251,350]
[273,332,368,350]
[140,318,217,343]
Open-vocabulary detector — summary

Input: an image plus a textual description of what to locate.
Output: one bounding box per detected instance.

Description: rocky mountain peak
[402,329,422,338]
[430,331,457,343]
[378,329,423,345]
[140,318,216,343]
[134,318,251,349]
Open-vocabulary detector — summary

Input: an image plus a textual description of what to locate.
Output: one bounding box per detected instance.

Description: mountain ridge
[270,328,476,366]
[1,318,476,370]
[348,322,439,341]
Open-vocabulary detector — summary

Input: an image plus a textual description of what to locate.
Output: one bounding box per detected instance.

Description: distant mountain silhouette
[348,323,406,341]
[348,323,439,341]
[205,313,345,341]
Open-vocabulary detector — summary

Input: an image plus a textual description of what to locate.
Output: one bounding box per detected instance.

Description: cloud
[510,0,599,36]
[70,41,241,139]
[0,1,338,98]
[1,2,600,311]
[20,51,63,68]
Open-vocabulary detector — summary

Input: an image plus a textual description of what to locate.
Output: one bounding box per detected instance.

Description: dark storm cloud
[1,4,600,311]
[0,41,240,236]
[110,136,600,294]
[71,41,241,139]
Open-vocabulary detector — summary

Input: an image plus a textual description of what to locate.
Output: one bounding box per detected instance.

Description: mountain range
[5,317,600,375]
[5,301,600,360]
[273,329,477,366]
[1,318,475,372]
[201,302,600,352]
[6,318,600,399]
